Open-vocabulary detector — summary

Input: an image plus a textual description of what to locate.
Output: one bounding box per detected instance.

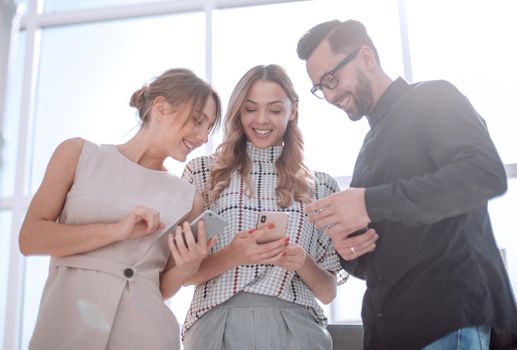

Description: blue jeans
[422,326,490,350]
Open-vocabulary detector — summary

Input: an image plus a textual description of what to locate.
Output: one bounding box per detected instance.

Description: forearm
[19,219,120,257]
[365,156,507,226]
[296,256,337,304]
[184,247,235,286]
[160,267,192,300]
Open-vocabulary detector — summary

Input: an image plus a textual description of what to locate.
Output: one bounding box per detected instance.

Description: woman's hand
[226,225,288,266]
[276,244,307,272]
[168,220,216,278]
[180,224,287,287]
[111,205,165,241]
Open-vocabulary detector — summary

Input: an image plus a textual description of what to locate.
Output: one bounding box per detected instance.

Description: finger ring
[350,246,356,254]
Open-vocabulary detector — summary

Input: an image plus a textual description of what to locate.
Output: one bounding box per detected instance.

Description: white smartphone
[190,209,227,241]
[255,211,289,244]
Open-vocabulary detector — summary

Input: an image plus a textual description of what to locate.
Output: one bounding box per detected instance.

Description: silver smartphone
[256,211,289,244]
[190,209,227,241]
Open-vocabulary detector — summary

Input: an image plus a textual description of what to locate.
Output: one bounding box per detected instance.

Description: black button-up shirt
[345,78,517,349]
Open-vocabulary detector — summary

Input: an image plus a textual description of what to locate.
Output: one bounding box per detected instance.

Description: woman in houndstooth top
[179,64,378,350]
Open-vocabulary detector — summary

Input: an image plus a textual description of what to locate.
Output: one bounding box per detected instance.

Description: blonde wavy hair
[207,64,314,208]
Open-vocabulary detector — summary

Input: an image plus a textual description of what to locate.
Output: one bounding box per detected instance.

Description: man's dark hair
[297,20,340,60]
[297,19,381,65]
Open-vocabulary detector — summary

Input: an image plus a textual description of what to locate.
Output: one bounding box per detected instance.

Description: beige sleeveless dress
[29,140,195,350]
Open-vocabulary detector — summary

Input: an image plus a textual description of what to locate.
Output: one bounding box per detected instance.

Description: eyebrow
[194,111,210,123]
[198,112,216,128]
[245,99,285,106]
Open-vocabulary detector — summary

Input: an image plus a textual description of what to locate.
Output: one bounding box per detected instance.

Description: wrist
[295,253,310,272]
[221,246,238,269]
[107,223,123,242]
[175,264,198,281]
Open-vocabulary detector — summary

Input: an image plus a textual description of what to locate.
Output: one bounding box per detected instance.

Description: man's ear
[359,46,377,71]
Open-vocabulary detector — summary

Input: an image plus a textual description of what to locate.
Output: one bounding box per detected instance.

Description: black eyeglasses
[310,48,360,99]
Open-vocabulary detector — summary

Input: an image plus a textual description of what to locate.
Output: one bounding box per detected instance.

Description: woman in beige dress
[19,68,221,350]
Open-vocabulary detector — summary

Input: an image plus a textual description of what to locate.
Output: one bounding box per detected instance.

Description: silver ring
[350,246,356,254]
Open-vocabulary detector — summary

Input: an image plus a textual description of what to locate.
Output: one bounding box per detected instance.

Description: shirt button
[124,268,134,278]
[376,312,383,319]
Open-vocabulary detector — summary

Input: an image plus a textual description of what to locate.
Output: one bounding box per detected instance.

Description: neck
[117,129,166,170]
[370,71,393,111]
[247,142,283,163]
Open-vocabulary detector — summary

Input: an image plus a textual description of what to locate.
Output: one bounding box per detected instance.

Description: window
[1,32,26,197]
[30,13,206,193]
[3,1,517,348]
[212,0,403,177]
[0,210,13,344]
[405,0,517,296]
[405,0,517,164]
[20,11,206,348]
[44,0,162,12]
[489,178,517,290]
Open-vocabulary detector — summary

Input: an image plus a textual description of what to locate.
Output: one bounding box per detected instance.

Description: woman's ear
[152,96,169,120]
[289,101,298,121]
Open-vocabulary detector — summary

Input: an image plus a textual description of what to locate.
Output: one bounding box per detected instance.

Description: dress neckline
[109,144,169,174]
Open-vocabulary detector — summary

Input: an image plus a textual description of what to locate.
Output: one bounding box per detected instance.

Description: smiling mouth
[335,94,353,112]
[183,140,194,152]
[252,128,273,136]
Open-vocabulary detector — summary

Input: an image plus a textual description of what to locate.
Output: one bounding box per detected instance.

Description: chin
[348,114,364,122]
[247,138,267,148]
[171,152,187,162]
[345,110,363,121]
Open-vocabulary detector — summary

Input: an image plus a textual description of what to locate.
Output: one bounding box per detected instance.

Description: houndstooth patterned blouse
[180,142,347,337]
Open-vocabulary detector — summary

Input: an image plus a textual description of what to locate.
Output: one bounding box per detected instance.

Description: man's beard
[333,69,374,121]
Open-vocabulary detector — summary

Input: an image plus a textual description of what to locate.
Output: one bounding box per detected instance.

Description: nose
[197,127,209,144]
[256,109,269,123]
[323,87,339,103]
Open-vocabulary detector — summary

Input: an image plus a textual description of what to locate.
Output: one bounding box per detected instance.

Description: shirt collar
[366,77,409,128]
[246,141,283,163]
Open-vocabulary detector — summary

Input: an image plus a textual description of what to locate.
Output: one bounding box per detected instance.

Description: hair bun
[129,85,147,110]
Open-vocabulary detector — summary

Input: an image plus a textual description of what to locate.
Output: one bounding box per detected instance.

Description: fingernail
[284,237,290,245]
[282,252,287,256]
[268,224,275,229]
[249,229,255,234]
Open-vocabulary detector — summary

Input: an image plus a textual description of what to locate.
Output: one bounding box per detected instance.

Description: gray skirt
[183,292,332,350]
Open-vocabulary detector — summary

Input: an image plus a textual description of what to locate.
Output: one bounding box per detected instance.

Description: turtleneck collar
[246,141,283,163]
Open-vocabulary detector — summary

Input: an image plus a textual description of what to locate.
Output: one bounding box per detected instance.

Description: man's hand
[305,188,378,260]
[327,228,378,261]
[305,188,371,236]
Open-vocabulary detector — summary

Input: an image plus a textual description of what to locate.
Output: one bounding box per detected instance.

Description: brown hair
[208,64,314,208]
[129,68,222,131]
[297,19,380,65]
[297,19,340,60]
